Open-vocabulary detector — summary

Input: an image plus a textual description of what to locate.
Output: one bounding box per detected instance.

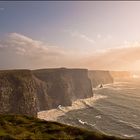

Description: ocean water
[38,79,140,139]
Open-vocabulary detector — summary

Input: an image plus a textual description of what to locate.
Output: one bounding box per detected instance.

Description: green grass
[0,114,132,140]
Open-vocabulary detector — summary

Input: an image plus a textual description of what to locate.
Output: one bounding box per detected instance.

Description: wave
[118,120,140,130]
[38,94,107,121]
[77,119,108,135]
[38,81,140,139]
[95,115,102,119]
[77,109,140,138]
[93,82,131,91]
[102,82,137,91]
[123,134,135,138]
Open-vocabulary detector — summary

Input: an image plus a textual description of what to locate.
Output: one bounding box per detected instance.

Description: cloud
[0,33,140,71]
[97,34,101,39]
[84,43,140,70]
[66,30,95,44]
[96,33,112,42]
[0,33,66,69]
[103,34,112,41]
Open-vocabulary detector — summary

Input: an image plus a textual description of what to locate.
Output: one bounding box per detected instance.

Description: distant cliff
[0,68,93,117]
[110,71,132,81]
[88,70,114,87]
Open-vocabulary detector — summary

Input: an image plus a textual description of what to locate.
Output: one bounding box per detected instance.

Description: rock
[0,70,38,117]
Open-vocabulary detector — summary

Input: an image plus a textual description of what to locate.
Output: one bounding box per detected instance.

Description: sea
[38,79,140,139]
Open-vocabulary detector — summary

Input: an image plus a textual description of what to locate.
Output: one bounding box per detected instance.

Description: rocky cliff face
[0,68,116,117]
[0,68,93,116]
[88,70,114,87]
[110,71,132,81]
[33,68,93,109]
[0,70,38,117]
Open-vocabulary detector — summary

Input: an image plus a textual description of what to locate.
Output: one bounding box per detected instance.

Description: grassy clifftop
[0,115,130,140]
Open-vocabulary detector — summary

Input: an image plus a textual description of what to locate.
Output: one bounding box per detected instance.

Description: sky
[1,1,140,70]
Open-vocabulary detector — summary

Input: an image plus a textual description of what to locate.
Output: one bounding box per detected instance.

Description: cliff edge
[88,70,114,87]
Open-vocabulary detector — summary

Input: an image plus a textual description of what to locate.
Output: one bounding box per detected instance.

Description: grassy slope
[0,115,131,140]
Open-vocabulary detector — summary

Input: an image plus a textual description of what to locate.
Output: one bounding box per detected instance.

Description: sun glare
[132,74,139,78]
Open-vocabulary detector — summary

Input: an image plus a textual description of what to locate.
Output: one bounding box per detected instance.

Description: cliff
[0,68,116,117]
[88,70,114,87]
[0,70,38,117]
[0,68,93,116]
[110,71,132,81]
[33,68,93,109]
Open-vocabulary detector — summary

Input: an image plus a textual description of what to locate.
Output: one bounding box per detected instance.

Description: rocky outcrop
[88,70,114,87]
[0,70,38,117]
[33,68,93,109]
[0,68,93,116]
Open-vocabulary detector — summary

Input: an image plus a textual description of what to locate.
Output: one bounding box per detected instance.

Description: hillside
[0,114,130,140]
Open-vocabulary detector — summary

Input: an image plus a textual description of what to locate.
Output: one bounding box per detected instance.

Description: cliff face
[33,68,93,109]
[110,71,132,81]
[88,70,114,87]
[0,68,115,117]
[0,68,93,116]
[0,70,38,117]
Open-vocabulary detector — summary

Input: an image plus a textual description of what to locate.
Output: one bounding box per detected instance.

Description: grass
[0,114,132,140]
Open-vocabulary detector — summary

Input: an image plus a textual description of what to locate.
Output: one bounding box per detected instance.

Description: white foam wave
[93,86,106,91]
[78,119,96,127]
[119,120,140,130]
[123,134,135,138]
[78,119,87,125]
[101,82,137,91]
[77,119,106,134]
[106,87,122,90]
[95,115,102,119]
[92,83,123,91]
[38,94,107,121]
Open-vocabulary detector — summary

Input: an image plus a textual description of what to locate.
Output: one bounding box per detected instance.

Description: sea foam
[38,94,107,121]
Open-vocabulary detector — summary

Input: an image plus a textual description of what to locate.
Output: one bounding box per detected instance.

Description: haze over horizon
[1,1,140,71]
